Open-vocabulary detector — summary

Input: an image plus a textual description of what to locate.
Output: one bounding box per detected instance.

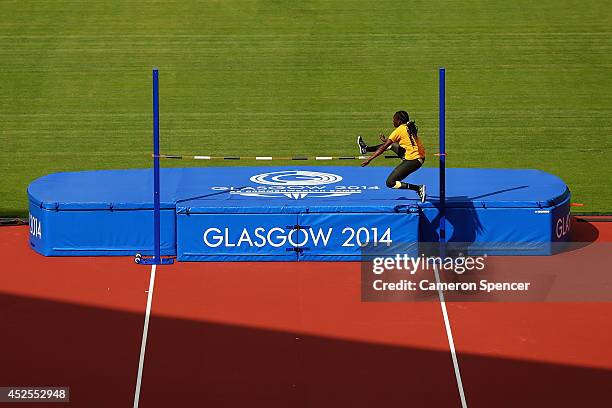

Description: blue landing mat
[28,167,571,259]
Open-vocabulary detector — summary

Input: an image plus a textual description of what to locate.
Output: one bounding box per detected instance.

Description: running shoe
[357,135,368,155]
[418,185,426,203]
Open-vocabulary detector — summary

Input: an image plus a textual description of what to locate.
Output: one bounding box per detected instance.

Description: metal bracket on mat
[286,247,310,253]
[138,257,175,265]
[134,253,175,265]
[285,224,311,230]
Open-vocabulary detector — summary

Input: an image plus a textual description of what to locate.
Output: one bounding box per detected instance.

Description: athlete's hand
[361,159,370,167]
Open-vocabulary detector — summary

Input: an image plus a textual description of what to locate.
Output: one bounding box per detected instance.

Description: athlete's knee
[386,177,402,189]
[385,176,395,188]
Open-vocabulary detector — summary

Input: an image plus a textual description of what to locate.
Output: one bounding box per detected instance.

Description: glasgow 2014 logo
[211,170,377,200]
[250,170,343,186]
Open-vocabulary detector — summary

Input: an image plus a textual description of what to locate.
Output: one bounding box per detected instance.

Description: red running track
[0,217,611,407]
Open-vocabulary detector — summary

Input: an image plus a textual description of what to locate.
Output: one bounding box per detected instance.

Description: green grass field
[1,0,610,216]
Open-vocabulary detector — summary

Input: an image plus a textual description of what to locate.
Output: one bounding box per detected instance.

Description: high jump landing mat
[27,166,571,261]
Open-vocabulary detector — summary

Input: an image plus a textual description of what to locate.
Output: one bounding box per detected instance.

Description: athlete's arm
[361,139,394,167]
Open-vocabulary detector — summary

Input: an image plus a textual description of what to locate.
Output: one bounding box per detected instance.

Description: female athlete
[358,110,426,202]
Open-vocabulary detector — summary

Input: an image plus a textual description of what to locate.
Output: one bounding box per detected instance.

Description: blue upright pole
[152,69,161,263]
[439,68,446,258]
[135,69,172,265]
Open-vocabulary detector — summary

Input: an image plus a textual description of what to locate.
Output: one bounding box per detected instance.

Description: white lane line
[433,264,468,408]
[133,264,156,408]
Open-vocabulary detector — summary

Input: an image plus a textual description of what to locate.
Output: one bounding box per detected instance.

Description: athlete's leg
[358,134,404,158]
[388,143,405,158]
[385,159,421,189]
[365,143,382,152]
[357,135,398,155]
[385,159,426,202]
[366,143,404,157]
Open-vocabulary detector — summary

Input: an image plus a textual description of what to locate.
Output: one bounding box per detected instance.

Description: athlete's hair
[407,121,418,137]
[393,110,410,124]
[394,110,418,139]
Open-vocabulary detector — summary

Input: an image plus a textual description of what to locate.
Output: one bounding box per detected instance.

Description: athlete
[358,110,426,202]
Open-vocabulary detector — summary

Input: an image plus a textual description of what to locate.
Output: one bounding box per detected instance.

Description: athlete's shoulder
[395,124,409,135]
[388,127,402,140]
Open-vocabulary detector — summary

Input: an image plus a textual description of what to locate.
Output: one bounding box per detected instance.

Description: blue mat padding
[28,166,571,259]
[29,167,569,210]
